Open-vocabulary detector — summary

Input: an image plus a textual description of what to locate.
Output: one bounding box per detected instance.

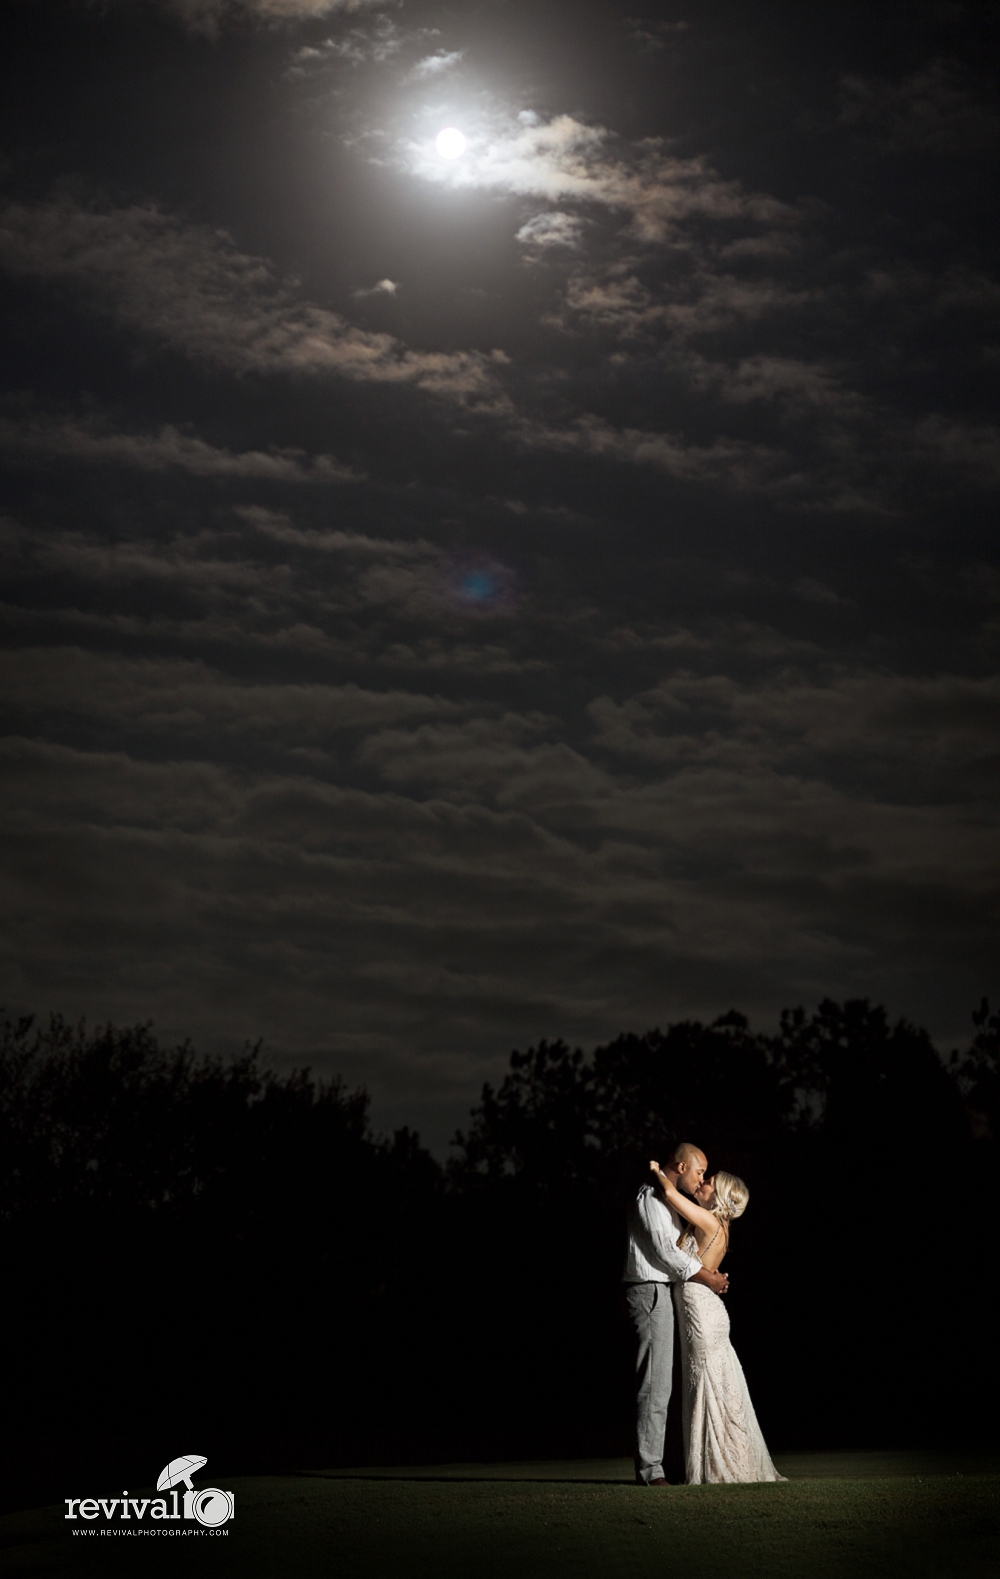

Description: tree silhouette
[448,1000,989,1454]
[0,1012,445,1506]
[1,994,995,1514]
[950,998,999,1148]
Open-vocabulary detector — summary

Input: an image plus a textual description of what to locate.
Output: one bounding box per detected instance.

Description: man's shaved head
[669,1142,707,1169]
[655,1141,708,1197]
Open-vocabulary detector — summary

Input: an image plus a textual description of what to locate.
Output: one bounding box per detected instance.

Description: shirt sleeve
[635,1187,703,1282]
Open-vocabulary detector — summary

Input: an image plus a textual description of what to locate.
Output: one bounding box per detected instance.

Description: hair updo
[711,1171,749,1223]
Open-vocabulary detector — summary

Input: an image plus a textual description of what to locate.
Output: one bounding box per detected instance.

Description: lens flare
[443,555,518,613]
[461,570,497,601]
[435,127,467,159]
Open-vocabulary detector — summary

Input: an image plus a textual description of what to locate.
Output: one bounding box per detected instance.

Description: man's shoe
[647,1477,671,1486]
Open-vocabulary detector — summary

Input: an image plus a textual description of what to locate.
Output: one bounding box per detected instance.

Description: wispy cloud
[515,211,584,255]
[0,415,362,481]
[626,17,689,54]
[157,0,387,36]
[838,58,1000,154]
[688,355,866,417]
[352,278,399,297]
[914,415,1000,487]
[0,199,505,400]
[0,648,465,743]
[408,49,464,80]
[552,266,816,339]
[517,413,788,492]
[232,507,432,557]
[286,15,404,69]
[404,111,797,242]
[284,18,448,78]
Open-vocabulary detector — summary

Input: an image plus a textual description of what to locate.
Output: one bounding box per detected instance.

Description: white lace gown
[673,1236,785,1485]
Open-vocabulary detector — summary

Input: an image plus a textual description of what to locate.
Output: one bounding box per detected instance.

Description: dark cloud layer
[1,0,998,1149]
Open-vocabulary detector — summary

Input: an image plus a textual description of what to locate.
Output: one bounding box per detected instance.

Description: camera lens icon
[191,1488,235,1527]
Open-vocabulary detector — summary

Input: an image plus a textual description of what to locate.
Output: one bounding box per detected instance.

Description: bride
[649,1160,785,1486]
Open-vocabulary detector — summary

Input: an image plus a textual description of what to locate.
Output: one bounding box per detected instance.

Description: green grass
[3,1456,997,1579]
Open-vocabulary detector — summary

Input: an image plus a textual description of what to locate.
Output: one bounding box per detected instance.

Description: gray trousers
[625,1280,674,1484]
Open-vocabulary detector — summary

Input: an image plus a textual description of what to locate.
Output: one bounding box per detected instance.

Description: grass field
[3,1454,996,1579]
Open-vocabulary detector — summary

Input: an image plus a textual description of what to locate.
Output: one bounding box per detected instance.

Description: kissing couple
[623,1141,784,1486]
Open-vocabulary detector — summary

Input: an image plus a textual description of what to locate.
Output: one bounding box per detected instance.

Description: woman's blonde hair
[711,1171,749,1222]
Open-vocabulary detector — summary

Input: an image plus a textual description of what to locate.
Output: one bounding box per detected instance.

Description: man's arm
[649,1162,719,1237]
[689,1266,728,1294]
[635,1189,703,1282]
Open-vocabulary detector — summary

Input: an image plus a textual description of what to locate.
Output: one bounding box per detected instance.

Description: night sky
[2,0,998,1151]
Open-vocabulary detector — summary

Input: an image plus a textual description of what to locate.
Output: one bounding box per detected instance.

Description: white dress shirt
[622,1183,703,1284]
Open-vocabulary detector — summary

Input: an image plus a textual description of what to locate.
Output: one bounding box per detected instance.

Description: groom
[623,1141,729,1486]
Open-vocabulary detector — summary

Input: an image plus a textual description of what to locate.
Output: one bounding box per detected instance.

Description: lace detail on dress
[674,1235,786,1485]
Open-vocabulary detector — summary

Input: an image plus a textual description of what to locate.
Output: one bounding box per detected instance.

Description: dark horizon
[4,990,993,1157]
[2,0,999,1157]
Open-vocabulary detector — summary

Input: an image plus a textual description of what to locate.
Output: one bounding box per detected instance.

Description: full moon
[435,127,467,159]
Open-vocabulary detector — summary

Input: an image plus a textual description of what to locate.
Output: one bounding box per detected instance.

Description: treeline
[1,999,996,1507]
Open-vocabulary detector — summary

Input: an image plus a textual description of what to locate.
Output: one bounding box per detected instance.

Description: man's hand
[690,1267,729,1295]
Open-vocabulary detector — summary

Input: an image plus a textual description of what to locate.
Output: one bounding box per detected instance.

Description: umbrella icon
[155,1455,235,1526]
[157,1455,207,1493]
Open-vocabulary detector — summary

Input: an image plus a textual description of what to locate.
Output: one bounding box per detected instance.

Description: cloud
[285,19,452,77]
[3,561,998,1143]
[914,415,1000,488]
[0,199,505,400]
[555,268,817,339]
[0,498,525,656]
[408,50,464,80]
[6,710,991,1144]
[0,649,465,745]
[513,398,921,515]
[352,278,399,296]
[515,211,584,254]
[838,59,1000,154]
[289,16,403,67]
[158,0,387,36]
[689,355,859,412]
[0,415,362,481]
[626,18,689,54]
[793,578,850,608]
[517,413,788,491]
[356,712,599,799]
[586,670,1000,813]
[404,112,797,243]
[4,184,988,521]
[4,520,411,622]
[232,508,432,557]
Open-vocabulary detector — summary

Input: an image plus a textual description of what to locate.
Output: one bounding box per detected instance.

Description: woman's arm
[649,1161,719,1237]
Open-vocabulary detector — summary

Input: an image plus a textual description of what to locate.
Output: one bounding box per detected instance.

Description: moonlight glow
[435,127,467,159]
